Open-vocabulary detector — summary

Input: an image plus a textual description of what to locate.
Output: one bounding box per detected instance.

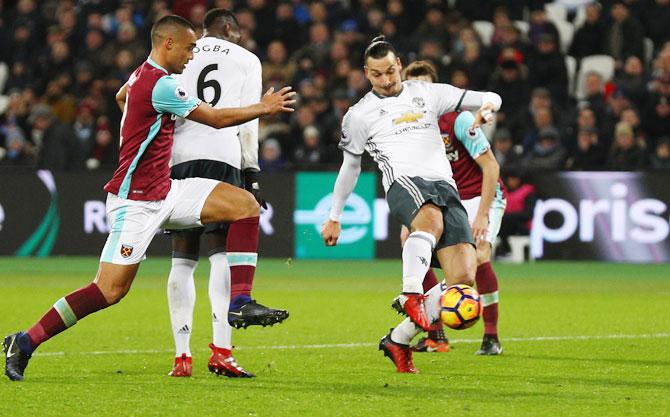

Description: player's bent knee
[237,192,260,219]
[100,284,130,305]
[476,243,492,265]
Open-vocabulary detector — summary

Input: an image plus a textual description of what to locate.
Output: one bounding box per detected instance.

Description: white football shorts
[100,177,219,265]
[460,195,506,245]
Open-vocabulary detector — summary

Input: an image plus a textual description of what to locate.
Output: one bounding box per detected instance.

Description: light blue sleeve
[454,111,490,159]
[151,75,201,117]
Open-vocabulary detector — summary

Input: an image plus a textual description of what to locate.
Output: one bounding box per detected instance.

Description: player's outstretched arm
[460,91,501,130]
[322,151,362,246]
[187,86,296,129]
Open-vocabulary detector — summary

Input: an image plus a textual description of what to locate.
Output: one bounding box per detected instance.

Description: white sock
[391,318,421,345]
[209,252,232,349]
[167,257,197,357]
[402,231,436,293]
[424,282,445,323]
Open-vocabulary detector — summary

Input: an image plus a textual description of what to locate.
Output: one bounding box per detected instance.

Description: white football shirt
[340,80,471,191]
[171,36,261,170]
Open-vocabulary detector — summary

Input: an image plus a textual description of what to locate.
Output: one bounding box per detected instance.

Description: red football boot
[168,353,192,377]
[378,334,418,373]
[208,344,255,378]
[399,293,431,331]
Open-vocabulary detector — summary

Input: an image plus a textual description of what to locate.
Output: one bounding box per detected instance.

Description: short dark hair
[151,15,195,45]
[364,35,398,63]
[204,8,239,30]
[403,60,438,82]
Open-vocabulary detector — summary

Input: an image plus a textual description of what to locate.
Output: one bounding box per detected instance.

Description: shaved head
[151,15,195,47]
[149,15,197,74]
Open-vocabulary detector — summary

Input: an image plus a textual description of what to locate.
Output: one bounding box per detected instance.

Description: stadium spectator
[645,0,670,53]
[73,102,96,161]
[262,40,296,88]
[568,2,606,59]
[496,169,536,258]
[649,137,670,170]
[0,15,12,65]
[614,56,648,106]
[566,126,606,170]
[259,138,287,173]
[579,72,608,122]
[606,121,647,170]
[43,80,76,125]
[488,50,530,129]
[4,61,32,93]
[604,1,645,67]
[28,104,82,171]
[0,94,32,165]
[87,115,116,170]
[601,87,633,148]
[492,127,521,171]
[79,29,111,76]
[523,126,568,172]
[293,125,325,169]
[527,33,568,106]
[522,106,558,153]
[270,3,302,54]
[458,39,492,90]
[528,6,560,49]
[293,22,331,73]
[72,62,95,99]
[620,106,649,150]
[412,6,450,50]
[643,72,670,146]
[488,21,530,60]
[490,6,513,47]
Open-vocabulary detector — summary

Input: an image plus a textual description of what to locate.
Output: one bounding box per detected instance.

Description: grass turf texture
[0,258,669,417]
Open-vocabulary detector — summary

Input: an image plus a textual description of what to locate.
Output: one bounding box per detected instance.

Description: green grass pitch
[0,257,669,417]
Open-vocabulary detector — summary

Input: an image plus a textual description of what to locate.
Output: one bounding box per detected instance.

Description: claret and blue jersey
[438,111,506,204]
[104,58,201,201]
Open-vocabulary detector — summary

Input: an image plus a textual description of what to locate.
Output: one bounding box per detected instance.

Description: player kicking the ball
[320,37,501,369]
[396,61,506,361]
[3,15,295,381]
[165,9,288,378]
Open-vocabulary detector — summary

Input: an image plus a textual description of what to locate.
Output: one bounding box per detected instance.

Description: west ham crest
[120,244,134,258]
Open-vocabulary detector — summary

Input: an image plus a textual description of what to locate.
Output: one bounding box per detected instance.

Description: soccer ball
[439,284,481,330]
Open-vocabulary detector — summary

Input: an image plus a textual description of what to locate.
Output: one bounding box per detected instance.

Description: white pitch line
[34,333,670,357]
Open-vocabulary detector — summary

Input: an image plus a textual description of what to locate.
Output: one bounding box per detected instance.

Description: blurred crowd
[0,0,668,175]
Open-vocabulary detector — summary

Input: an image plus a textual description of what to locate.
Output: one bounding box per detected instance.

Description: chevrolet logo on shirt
[393,111,424,125]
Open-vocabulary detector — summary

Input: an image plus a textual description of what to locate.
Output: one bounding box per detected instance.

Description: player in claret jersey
[398,61,506,357]
[3,15,295,381]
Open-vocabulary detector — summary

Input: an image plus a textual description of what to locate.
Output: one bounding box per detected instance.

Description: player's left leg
[224,216,289,329]
[473,204,505,355]
[380,283,445,372]
[167,230,201,377]
[204,230,254,377]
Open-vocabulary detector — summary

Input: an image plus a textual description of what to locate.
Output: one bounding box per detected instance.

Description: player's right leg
[387,179,446,331]
[4,262,139,381]
[167,230,201,377]
[3,192,166,381]
[397,225,448,351]
[398,204,443,331]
